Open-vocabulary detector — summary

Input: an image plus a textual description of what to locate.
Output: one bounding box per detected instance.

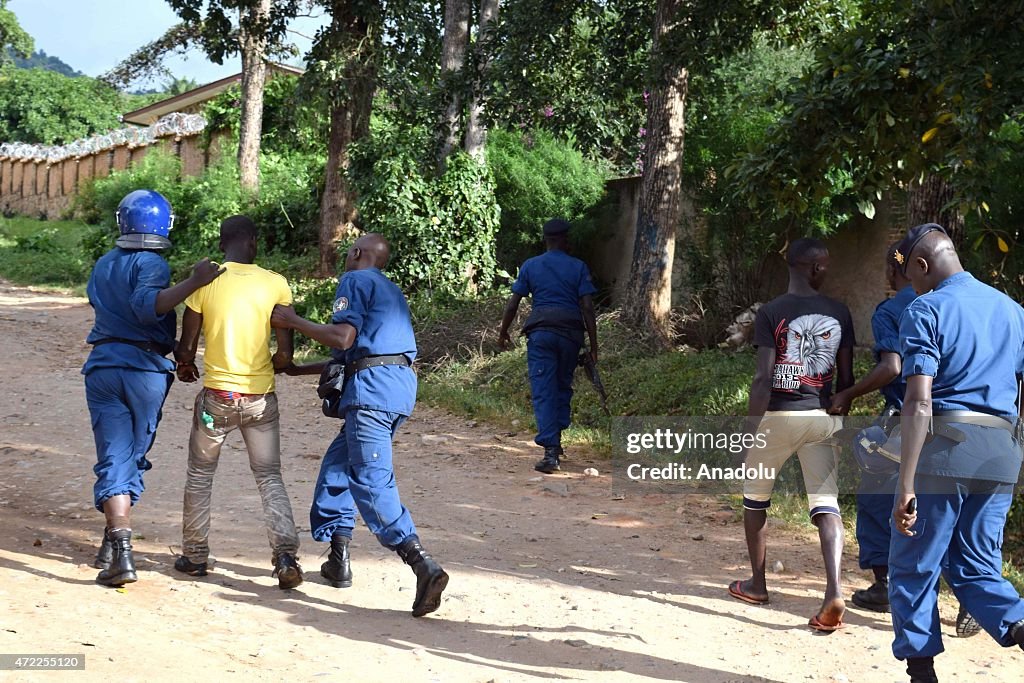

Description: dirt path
[0,281,1018,683]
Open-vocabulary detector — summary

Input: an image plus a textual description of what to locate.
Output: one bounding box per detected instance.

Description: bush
[487,128,609,271]
[0,216,91,289]
[348,123,500,296]
[75,145,323,280]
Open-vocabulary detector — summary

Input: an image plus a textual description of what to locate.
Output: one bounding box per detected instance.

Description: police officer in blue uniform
[830,244,916,611]
[831,245,980,636]
[271,233,448,617]
[498,218,599,474]
[889,224,1024,683]
[83,189,223,586]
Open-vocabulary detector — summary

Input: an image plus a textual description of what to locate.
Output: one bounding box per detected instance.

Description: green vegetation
[488,128,610,271]
[0,215,91,292]
[0,67,128,145]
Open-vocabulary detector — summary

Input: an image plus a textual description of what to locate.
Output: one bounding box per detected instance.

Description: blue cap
[894,223,947,273]
[543,218,571,236]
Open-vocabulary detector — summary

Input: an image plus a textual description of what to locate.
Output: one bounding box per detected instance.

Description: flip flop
[728,580,769,605]
[809,613,845,632]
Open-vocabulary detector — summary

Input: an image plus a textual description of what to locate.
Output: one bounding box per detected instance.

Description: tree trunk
[621,0,688,347]
[906,174,964,247]
[437,0,471,170]
[464,0,500,160]
[317,4,375,277]
[237,0,271,196]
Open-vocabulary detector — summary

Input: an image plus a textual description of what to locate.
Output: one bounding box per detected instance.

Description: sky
[8,0,329,89]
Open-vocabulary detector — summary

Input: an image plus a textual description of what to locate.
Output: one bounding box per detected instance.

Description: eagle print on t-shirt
[772,313,842,391]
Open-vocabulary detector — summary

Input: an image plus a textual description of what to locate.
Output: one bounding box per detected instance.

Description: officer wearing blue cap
[889,223,1024,683]
[83,189,223,586]
[830,245,980,636]
[270,233,448,617]
[498,218,599,473]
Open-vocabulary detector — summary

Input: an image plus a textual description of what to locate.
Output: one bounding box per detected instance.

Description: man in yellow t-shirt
[172,215,303,589]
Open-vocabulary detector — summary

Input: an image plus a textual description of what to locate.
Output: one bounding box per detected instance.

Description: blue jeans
[310,408,417,547]
[526,330,580,448]
[890,475,1024,659]
[85,367,172,510]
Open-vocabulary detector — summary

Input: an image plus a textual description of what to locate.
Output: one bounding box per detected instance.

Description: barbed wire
[0,112,207,164]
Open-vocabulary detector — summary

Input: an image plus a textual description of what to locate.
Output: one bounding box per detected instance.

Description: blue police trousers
[310,408,417,548]
[857,472,897,569]
[85,367,172,511]
[890,475,1024,659]
[526,330,580,448]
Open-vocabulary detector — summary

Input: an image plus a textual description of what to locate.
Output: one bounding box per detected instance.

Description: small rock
[771,560,785,573]
[583,467,599,477]
[528,476,544,482]
[32,538,41,547]
[541,483,569,497]
[420,434,450,446]
[564,639,588,648]
[511,419,521,427]
[691,534,705,541]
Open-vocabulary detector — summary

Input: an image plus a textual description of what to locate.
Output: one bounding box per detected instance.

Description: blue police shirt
[82,248,176,375]
[512,250,597,309]
[330,268,417,416]
[900,272,1024,481]
[512,250,597,341]
[872,285,916,409]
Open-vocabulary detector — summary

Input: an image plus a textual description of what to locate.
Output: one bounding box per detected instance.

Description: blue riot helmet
[115,190,174,250]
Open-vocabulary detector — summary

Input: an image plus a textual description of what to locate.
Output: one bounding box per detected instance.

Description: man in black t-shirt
[727,238,855,633]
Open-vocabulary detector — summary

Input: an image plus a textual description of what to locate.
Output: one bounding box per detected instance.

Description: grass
[0,215,93,294]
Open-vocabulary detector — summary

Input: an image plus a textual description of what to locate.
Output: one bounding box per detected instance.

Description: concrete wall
[583,176,905,346]
[0,132,219,220]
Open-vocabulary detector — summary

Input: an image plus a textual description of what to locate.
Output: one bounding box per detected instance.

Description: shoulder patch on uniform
[333,296,349,312]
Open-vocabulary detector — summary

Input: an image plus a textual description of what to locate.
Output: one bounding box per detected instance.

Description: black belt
[93,337,171,356]
[344,354,411,379]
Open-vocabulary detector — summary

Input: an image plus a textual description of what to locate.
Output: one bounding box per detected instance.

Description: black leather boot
[395,536,449,617]
[95,529,137,587]
[906,657,938,683]
[1011,619,1024,650]
[534,446,562,474]
[320,532,352,588]
[93,527,113,570]
[851,579,890,612]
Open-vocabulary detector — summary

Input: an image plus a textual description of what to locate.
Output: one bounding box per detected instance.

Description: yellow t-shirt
[184,262,292,394]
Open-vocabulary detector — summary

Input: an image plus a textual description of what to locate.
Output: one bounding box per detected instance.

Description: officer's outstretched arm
[271,304,356,351]
[155,258,225,315]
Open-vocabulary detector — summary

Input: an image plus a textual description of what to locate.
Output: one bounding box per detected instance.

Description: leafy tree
[0,0,32,66]
[620,0,857,344]
[731,0,1024,244]
[486,0,652,172]
[0,68,122,144]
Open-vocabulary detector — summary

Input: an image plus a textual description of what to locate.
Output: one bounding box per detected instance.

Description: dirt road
[0,281,1019,682]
